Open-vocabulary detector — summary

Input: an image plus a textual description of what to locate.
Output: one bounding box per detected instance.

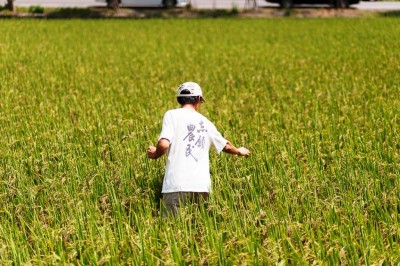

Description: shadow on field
[46,7,106,18]
[42,7,243,19]
[150,176,164,212]
[379,10,400,17]
[0,5,390,19]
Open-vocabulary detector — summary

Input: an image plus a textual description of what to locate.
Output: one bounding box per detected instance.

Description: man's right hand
[238,147,250,157]
[223,141,250,157]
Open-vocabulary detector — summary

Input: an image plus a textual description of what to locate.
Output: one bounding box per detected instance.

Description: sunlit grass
[0,18,399,264]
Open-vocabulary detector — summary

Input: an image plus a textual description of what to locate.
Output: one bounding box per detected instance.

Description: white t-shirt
[158,108,228,193]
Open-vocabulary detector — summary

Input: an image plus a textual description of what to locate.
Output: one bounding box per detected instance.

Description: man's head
[176,82,205,106]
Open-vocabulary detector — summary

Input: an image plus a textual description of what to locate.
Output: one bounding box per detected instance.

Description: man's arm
[147,138,170,160]
[223,141,250,157]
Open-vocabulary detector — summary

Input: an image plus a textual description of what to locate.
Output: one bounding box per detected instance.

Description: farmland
[0,19,399,264]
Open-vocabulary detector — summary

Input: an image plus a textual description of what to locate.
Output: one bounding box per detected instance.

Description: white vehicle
[98,0,188,8]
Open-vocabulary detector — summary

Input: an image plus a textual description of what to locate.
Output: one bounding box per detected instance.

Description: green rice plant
[0,18,399,264]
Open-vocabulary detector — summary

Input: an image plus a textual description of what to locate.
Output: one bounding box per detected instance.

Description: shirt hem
[162,188,211,193]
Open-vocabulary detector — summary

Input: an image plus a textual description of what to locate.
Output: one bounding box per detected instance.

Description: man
[147,82,250,216]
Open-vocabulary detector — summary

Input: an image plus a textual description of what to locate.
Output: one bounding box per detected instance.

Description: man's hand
[223,141,250,157]
[147,139,170,160]
[237,147,250,157]
[147,145,157,159]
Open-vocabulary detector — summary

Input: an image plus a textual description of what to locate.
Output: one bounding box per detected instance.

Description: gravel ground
[9,0,400,10]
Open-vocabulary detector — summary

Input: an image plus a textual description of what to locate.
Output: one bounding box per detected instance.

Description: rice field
[0,18,399,264]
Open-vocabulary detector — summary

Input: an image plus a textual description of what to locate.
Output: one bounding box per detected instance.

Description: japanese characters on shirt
[183,120,207,162]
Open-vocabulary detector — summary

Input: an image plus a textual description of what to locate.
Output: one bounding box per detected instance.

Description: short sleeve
[208,123,228,154]
[158,111,174,143]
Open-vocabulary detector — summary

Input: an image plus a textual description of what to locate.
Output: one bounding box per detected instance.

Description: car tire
[106,0,121,7]
[106,0,110,7]
[332,0,348,8]
[280,0,293,8]
[163,0,176,8]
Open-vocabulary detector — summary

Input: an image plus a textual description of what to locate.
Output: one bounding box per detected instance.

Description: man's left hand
[147,146,157,159]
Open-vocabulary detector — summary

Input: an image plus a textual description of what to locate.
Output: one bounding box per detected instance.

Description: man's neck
[181,104,198,111]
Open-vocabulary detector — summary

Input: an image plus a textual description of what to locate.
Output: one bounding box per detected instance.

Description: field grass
[0,18,399,264]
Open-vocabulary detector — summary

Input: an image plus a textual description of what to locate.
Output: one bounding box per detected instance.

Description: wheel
[279,0,293,8]
[106,0,121,8]
[163,0,176,8]
[332,0,348,8]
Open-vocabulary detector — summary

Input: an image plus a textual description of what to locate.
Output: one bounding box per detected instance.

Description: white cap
[177,82,205,102]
